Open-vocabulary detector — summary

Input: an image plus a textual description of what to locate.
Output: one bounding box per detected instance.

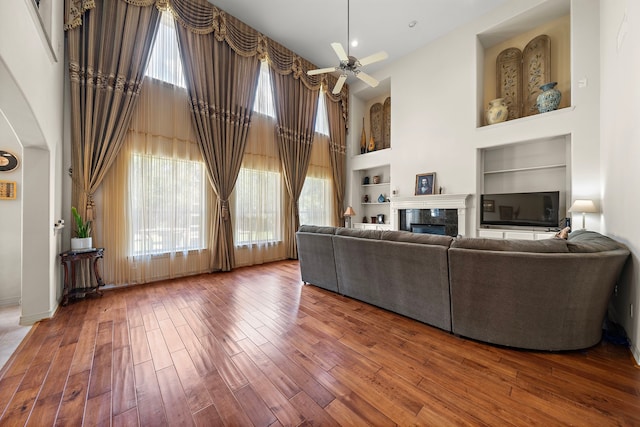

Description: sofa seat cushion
[451,237,569,253]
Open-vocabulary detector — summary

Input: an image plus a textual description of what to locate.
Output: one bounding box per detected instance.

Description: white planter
[71,237,93,251]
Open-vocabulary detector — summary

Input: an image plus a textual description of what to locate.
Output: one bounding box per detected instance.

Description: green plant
[71,206,92,238]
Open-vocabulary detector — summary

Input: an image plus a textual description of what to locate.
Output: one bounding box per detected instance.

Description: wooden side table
[59,248,105,306]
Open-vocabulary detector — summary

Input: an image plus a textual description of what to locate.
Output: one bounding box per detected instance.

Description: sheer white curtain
[233,61,286,267]
[300,91,335,226]
[99,12,213,285]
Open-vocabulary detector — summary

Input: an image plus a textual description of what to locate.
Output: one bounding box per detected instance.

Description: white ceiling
[208,0,510,77]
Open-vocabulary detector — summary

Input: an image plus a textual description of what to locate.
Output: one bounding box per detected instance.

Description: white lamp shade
[569,199,598,213]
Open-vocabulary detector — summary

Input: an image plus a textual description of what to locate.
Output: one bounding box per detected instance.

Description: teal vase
[536,82,561,113]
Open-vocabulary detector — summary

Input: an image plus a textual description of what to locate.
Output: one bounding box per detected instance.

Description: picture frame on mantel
[415,173,436,195]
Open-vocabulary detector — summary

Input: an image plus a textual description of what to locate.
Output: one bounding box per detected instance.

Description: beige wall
[483,14,572,112]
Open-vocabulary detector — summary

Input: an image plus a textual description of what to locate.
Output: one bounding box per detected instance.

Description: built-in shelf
[484,164,566,175]
[361,202,389,205]
[476,106,576,130]
[362,182,390,187]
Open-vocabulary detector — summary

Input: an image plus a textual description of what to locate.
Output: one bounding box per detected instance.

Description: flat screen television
[480,191,560,228]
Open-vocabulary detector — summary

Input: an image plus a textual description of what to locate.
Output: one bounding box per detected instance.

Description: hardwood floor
[0,260,639,426]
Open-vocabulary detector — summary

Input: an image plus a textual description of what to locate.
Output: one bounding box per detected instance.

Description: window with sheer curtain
[102,14,336,278]
[234,63,334,238]
[99,11,212,285]
[300,92,334,226]
[129,153,207,255]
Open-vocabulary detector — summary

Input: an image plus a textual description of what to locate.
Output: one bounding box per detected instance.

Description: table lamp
[568,199,598,230]
[343,206,356,228]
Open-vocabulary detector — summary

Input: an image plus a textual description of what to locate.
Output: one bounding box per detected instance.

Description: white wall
[347,0,639,362]
[600,0,640,363]
[348,0,601,228]
[0,0,64,323]
[0,114,22,306]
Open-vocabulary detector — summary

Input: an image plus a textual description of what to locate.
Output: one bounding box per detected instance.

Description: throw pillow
[555,226,571,239]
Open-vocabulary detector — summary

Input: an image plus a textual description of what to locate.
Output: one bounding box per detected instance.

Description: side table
[59,248,105,306]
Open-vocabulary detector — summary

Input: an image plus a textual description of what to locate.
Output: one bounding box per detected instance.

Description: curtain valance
[65,0,349,125]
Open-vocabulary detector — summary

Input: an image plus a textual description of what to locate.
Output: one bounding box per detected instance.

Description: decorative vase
[363,176,370,185]
[377,194,385,203]
[377,214,385,224]
[536,82,561,113]
[486,98,508,125]
[368,136,375,152]
[364,194,369,203]
[372,175,381,184]
[71,237,93,251]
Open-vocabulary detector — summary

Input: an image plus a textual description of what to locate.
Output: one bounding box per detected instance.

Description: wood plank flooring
[0,260,639,426]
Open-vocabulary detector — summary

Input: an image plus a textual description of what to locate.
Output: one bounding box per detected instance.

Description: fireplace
[390,194,472,237]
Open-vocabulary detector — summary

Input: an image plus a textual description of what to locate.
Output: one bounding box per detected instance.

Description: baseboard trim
[0,296,21,307]
[19,304,58,326]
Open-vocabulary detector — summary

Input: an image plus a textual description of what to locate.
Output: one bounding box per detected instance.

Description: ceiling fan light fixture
[305,0,387,93]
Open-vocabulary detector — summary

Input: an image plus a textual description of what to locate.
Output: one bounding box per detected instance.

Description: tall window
[129,153,206,255]
[145,11,186,87]
[299,90,333,226]
[235,61,282,248]
[234,168,282,245]
[299,176,333,225]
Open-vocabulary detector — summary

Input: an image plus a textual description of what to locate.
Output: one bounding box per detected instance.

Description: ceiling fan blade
[331,42,349,62]
[307,67,338,76]
[356,51,388,67]
[354,70,379,88]
[332,74,347,94]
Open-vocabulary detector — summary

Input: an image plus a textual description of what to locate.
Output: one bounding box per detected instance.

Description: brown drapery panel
[66,0,161,222]
[270,70,320,259]
[174,10,261,272]
[325,90,348,226]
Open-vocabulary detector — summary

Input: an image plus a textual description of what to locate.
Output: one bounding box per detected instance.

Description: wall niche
[479,6,571,127]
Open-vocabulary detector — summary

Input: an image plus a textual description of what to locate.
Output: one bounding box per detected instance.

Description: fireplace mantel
[390,194,472,236]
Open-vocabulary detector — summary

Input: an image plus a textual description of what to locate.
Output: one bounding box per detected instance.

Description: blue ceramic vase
[536,82,561,113]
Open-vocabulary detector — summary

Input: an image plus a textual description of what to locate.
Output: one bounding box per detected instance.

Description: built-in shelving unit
[353,165,392,230]
[478,135,571,236]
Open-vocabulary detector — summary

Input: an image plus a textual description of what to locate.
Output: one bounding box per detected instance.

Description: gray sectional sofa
[296,225,630,351]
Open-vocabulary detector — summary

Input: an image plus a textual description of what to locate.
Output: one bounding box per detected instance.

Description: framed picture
[415,172,436,195]
[483,199,495,212]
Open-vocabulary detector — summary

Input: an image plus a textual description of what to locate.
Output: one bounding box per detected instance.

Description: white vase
[71,237,93,251]
[486,98,508,125]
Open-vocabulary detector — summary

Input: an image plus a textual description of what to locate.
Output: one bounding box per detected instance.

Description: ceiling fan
[307,0,388,94]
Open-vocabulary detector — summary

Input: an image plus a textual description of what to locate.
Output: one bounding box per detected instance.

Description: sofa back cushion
[335,227,382,240]
[451,237,570,253]
[298,224,337,235]
[566,229,628,253]
[380,230,453,247]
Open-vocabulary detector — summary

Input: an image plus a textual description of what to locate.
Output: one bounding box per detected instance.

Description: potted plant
[70,206,93,250]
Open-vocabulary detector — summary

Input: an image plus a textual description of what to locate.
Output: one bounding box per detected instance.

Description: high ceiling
[207,0,510,77]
